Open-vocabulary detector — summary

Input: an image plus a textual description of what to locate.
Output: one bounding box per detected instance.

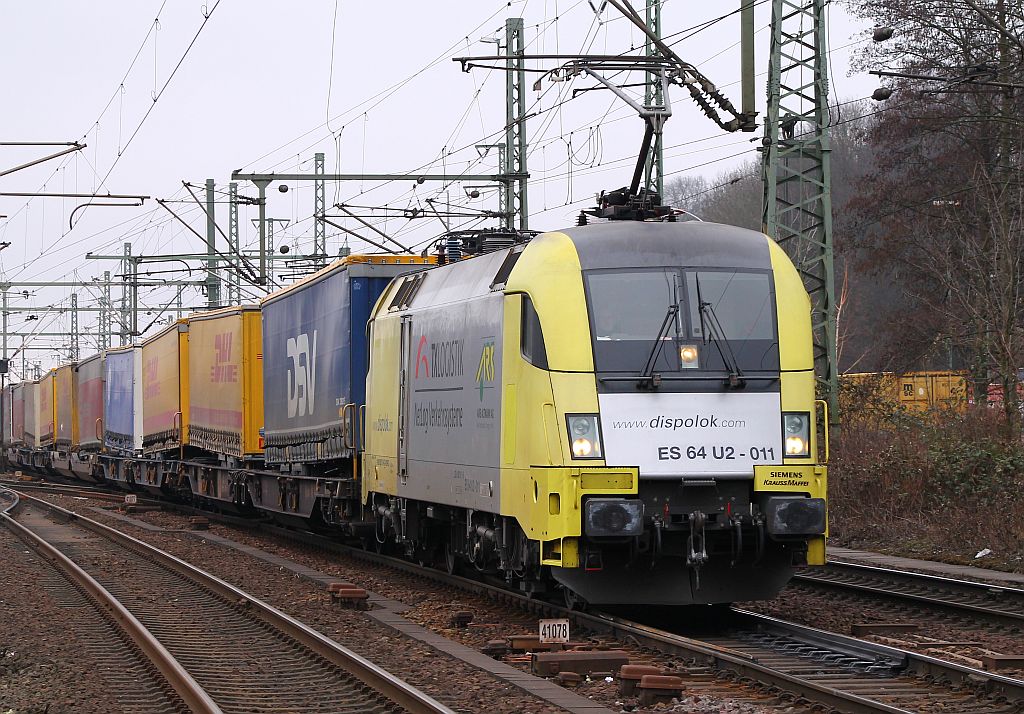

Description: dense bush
[829,399,1024,570]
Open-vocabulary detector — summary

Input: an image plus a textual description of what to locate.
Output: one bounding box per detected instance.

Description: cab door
[397,315,412,483]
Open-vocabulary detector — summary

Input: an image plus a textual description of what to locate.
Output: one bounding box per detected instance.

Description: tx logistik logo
[415,334,465,380]
[475,340,495,401]
[286,331,317,418]
[415,335,429,378]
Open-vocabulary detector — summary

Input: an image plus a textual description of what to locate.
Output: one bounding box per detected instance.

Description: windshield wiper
[698,299,746,389]
[636,303,679,389]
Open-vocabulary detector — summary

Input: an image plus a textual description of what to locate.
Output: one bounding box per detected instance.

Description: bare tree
[664,161,760,230]
[904,168,1024,431]
[841,0,1024,424]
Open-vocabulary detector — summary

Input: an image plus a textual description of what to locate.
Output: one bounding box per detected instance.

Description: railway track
[634,609,1023,713]
[0,485,17,513]
[0,476,160,504]
[0,488,453,714]
[161,501,1024,714]
[13,480,1024,713]
[793,560,1024,627]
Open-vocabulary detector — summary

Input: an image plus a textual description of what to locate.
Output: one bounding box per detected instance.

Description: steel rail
[0,479,160,505]
[0,493,221,713]
[731,609,1024,700]
[14,491,454,714]
[0,486,19,513]
[793,560,1024,624]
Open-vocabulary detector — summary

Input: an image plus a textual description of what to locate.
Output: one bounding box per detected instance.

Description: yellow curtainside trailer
[187,306,264,459]
[54,364,78,449]
[37,370,56,449]
[141,320,190,455]
[50,364,80,478]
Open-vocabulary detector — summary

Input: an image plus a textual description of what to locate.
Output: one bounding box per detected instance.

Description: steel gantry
[644,0,665,199]
[504,17,529,231]
[231,170,528,283]
[314,152,327,267]
[761,0,838,424]
[228,183,241,305]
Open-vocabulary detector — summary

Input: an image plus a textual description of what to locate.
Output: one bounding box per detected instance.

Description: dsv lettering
[287,331,317,418]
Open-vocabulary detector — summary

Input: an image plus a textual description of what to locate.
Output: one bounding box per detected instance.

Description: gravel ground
[829,533,1024,576]
[0,525,139,714]
[29,494,793,714]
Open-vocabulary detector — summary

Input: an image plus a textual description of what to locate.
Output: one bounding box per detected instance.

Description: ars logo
[475,340,496,401]
[287,331,317,418]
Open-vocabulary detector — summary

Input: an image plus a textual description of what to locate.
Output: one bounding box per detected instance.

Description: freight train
[1,220,828,607]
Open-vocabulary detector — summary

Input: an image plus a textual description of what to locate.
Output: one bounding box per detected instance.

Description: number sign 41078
[539,618,569,644]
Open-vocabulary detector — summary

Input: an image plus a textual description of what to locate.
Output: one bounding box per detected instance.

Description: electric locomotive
[0,219,827,608]
[363,219,827,606]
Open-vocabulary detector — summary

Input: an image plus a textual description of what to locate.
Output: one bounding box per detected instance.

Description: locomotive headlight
[566,414,603,460]
[782,412,810,457]
[679,344,699,368]
[785,436,808,456]
[572,438,594,457]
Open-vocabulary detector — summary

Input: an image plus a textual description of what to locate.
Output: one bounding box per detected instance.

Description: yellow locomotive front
[520,222,827,605]
[363,220,826,606]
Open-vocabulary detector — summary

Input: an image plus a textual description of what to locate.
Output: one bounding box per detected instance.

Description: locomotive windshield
[584,267,779,375]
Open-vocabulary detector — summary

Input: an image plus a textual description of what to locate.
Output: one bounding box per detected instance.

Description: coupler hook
[687,511,708,567]
[730,516,743,567]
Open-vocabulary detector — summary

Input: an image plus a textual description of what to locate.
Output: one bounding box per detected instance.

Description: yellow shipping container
[54,364,78,448]
[141,320,189,453]
[897,371,967,409]
[38,370,56,447]
[842,370,968,414]
[187,305,263,458]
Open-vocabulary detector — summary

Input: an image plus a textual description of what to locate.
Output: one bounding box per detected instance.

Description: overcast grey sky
[0,1,874,375]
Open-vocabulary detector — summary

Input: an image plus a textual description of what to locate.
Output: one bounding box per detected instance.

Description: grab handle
[358,404,366,452]
[815,399,830,464]
[342,403,357,450]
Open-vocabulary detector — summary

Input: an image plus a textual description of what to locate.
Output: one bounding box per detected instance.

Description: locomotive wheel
[374,535,392,555]
[444,541,459,575]
[562,586,587,612]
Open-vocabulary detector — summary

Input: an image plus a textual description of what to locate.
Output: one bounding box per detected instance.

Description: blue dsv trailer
[260,256,431,465]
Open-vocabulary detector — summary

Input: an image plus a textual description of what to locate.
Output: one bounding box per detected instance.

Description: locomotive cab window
[584,267,780,374]
[686,270,779,372]
[521,295,548,369]
[686,271,775,341]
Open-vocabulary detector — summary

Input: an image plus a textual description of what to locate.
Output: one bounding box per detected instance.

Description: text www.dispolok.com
[611,415,746,430]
